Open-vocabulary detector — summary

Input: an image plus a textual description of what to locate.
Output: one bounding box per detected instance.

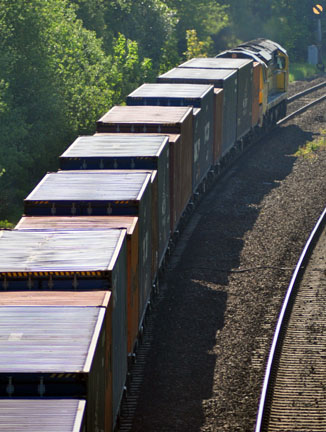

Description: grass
[0,220,14,229]
[289,62,320,82]
[294,129,326,159]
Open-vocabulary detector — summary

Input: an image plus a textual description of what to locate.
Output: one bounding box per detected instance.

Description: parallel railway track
[280,80,326,125]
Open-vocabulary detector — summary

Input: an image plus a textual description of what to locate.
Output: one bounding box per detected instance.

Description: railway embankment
[126,76,326,432]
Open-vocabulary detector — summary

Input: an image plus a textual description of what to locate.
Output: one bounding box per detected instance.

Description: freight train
[0,39,288,431]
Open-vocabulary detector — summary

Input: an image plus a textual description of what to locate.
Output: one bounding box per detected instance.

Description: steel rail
[255,206,326,432]
[278,92,326,125]
[287,81,326,103]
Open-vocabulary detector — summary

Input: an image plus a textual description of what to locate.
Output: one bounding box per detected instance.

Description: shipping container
[157,67,238,159]
[0,399,86,432]
[0,301,119,431]
[59,135,170,266]
[252,61,262,127]
[0,229,127,432]
[178,57,253,140]
[15,216,140,354]
[96,106,193,231]
[126,83,214,189]
[214,88,223,162]
[24,171,152,324]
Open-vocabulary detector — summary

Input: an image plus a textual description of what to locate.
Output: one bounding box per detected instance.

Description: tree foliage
[0,0,321,220]
[184,30,213,60]
[223,0,316,60]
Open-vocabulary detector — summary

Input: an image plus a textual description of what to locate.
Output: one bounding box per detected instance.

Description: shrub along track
[124,76,326,432]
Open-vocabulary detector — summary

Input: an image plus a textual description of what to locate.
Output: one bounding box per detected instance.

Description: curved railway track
[280,81,326,125]
[255,207,326,432]
[119,80,326,432]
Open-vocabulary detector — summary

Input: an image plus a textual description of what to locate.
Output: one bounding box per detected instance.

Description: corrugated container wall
[59,135,170,267]
[15,215,140,355]
[24,170,152,324]
[252,62,262,127]
[126,83,214,190]
[96,106,193,231]
[213,88,223,162]
[178,57,253,141]
[157,67,237,160]
[0,399,86,432]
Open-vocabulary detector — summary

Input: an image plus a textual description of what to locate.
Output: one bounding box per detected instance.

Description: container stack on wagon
[156,67,238,161]
[0,231,128,432]
[59,135,171,269]
[24,171,153,328]
[126,83,215,190]
[16,215,140,355]
[178,57,254,141]
[0,39,289,431]
[96,105,194,231]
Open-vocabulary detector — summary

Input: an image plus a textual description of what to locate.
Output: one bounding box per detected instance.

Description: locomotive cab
[217,38,289,126]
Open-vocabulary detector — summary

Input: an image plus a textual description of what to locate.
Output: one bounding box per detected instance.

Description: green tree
[0,0,113,219]
[164,0,229,54]
[184,29,213,60]
[109,33,154,105]
[105,0,178,65]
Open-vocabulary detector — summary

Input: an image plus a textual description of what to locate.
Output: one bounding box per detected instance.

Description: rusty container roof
[15,216,138,235]
[0,229,125,275]
[0,290,111,306]
[97,105,193,125]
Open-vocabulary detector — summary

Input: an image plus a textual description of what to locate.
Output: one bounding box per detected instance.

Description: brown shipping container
[24,170,152,327]
[0,399,86,432]
[252,62,261,127]
[149,171,158,280]
[96,106,193,231]
[15,216,139,355]
[0,293,114,431]
[214,88,224,163]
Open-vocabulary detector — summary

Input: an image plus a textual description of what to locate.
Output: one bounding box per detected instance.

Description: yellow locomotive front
[217,38,289,127]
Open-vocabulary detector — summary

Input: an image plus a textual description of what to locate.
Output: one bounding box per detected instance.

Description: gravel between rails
[130,76,326,432]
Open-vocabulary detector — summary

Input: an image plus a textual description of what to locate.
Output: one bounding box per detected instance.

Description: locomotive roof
[61,135,169,158]
[238,38,287,55]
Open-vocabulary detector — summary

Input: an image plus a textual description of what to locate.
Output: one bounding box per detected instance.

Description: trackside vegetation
[289,63,319,82]
[0,0,322,221]
[295,130,326,159]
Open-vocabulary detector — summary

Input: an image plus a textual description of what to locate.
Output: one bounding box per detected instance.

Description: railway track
[119,80,326,431]
[280,80,326,125]
[255,207,326,432]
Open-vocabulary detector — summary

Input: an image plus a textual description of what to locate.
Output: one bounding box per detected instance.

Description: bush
[289,63,319,82]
